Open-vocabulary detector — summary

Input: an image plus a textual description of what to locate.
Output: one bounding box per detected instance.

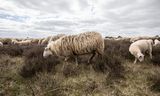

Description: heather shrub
[19,46,60,78]
[1,38,12,45]
[152,45,160,65]
[62,63,80,77]
[0,45,23,56]
[104,40,133,60]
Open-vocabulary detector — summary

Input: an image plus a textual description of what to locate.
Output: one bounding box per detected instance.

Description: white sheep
[17,40,32,46]
[130,36,152,43]
[11,39,19,45]
[0,41,3,47]
[31,39,39,44]
[154,39,160,46]
[43,32,104,65]
[38,38,44,45]
[129,39,153,64]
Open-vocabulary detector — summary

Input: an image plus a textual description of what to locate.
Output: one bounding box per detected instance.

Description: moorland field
[0,38,160,96]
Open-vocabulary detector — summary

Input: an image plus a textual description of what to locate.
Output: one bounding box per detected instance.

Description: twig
[39,87,74,96]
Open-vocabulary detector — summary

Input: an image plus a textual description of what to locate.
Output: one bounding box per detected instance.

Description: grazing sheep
[154,39,160,46]
[48,34,66,43]
[17,40,32,46]
[43,32,104,65]
[11,39,19,45]
[38,38,44,45]
[31,39,39,44]
[129,39,153,64]
[0,41,3,47]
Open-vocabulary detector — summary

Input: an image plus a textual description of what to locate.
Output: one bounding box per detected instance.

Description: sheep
[31,39,39,44]
[17,40,32,46]
[130,36,152,43]
[38,38,44,45]
[11,39,19,45]
[129,39,153,64]
[48,34,66,43]
[43,31,104,65]
[0,41,3,47]
[154,39,160,46]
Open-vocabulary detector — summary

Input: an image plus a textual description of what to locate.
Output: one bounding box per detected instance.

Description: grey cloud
[12,0,73,13]
[1,0,160,38]
[35,20,78,27]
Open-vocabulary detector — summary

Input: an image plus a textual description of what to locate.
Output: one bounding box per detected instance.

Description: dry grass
[0,39,160,96]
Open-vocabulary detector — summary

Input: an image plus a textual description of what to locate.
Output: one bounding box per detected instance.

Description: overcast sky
[0,0,160,38]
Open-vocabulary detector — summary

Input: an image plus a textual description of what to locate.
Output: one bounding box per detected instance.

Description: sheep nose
[43,53,47,58]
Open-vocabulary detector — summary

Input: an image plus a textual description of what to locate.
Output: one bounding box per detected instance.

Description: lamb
[129,39,153,64]
[0,41,3,47]
[154,39,160,46]
[43,31,104,65]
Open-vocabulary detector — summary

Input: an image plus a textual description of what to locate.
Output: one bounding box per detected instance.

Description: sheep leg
[149,49,152,59]
[75,56,78,66]
[134,58,137,64]
[97,48,103,60]
[88,52,96,64]
[61,57,69,71]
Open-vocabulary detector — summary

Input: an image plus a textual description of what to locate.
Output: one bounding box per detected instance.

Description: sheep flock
[0,32,160,64]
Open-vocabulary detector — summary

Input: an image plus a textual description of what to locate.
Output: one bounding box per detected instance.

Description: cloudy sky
[0,0,160,38]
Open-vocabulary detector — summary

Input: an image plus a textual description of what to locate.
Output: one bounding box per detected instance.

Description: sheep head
[43,47,53,58]
[137,53,144,62]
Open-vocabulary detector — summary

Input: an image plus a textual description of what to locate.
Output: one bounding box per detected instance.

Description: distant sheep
[11,39,19,45]
[38,38,44,45]
[0,41,3,47]
[43,32,104,65]
[17,40,32,46]
[31,39,39,44]
[154,39,160,46]
[129,39,153,64]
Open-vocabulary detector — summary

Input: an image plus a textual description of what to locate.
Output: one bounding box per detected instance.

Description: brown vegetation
[0,38,160,96]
